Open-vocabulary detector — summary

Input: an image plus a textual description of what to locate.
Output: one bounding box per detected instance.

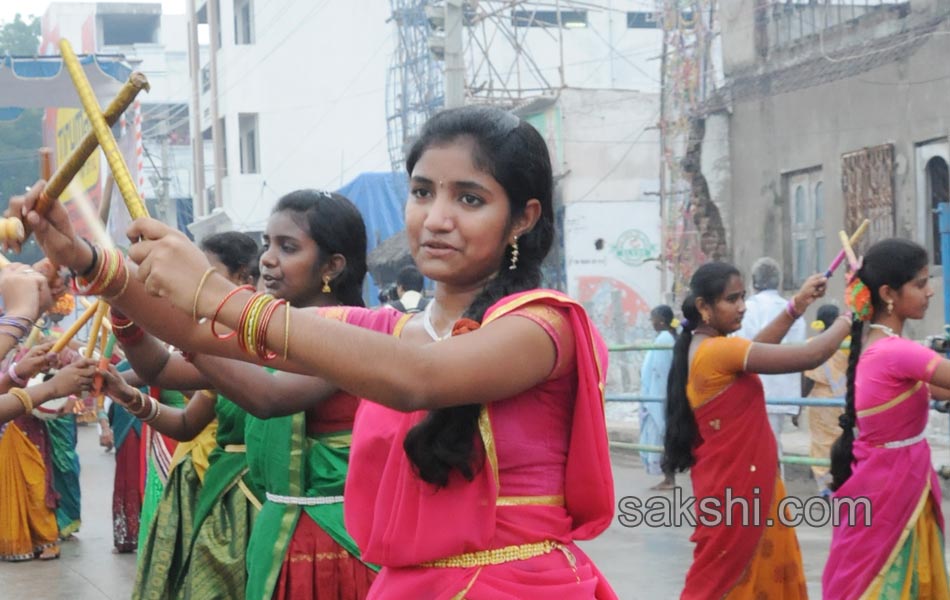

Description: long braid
[829,319,863,490]
[403,251,540,486]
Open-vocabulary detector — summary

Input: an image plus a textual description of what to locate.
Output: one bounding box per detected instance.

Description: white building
[40,1,194,231]
[187,0,395,237]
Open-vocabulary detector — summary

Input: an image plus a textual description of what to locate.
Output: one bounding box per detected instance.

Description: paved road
[2,424,948,599]
[0,422,136,600]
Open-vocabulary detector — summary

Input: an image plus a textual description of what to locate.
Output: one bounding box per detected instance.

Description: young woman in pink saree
[664,262,851,599]
[824,238,950,599]
[12,105,616,598]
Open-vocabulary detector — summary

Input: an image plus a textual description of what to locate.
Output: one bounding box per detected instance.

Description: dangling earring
[887,299,894,315]
[322,276,332,294]
[508,236,519,271]
[702,313,710,324]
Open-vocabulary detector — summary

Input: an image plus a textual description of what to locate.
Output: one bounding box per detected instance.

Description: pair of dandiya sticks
[826,219,871,281]
[0,39,149,410]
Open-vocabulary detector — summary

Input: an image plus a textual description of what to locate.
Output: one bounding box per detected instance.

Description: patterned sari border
[858,477,932,600]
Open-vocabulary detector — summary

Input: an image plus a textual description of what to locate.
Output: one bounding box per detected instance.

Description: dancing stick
[84,300,109,358]
[93,332,115,412]
[838,230,860,271]
[824,219,870,277]
[60,40,150,221]
[52,299,99,353]
[0,74,149,243]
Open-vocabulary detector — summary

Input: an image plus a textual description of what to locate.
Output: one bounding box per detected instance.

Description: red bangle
[211,285,255,340]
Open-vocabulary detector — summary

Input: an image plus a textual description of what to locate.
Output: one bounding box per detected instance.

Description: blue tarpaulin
[336,171,408,306]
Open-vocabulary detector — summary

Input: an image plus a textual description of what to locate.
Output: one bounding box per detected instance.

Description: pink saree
[823,336,948,599]
[342,290,616,599]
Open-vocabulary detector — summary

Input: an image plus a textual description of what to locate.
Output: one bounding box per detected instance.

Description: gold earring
[322,276,332,294]
[509,236,519,271]
[887,299,894,315]
[702,313,710,324]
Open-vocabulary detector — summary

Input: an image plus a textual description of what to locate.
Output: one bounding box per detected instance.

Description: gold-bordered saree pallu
[684,373,807,600]
[179,395,262,600]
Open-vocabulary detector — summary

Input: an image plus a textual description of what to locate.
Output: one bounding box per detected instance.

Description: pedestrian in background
[803,304,847,497]
[639,304,676,490]
[737,257,806,473]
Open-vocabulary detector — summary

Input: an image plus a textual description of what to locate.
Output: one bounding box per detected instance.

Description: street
[2,423,949,599]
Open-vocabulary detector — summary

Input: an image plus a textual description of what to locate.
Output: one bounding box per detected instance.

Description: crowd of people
[0,104,947,599]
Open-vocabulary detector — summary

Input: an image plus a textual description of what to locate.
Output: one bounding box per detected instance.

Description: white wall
[200,0,394,230]
[555,88,661,205]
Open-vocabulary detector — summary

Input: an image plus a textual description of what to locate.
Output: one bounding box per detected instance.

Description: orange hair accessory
[845,278,873,322]
[50,292,75,317]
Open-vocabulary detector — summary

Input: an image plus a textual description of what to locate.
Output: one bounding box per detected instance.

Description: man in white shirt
[736,257,805,474]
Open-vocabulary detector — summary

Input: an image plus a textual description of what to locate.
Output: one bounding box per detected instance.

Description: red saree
[683,336,806,599]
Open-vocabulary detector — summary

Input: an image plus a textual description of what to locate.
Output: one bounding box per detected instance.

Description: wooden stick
[838,230,860,270]
[84,300,109,358]
[60,40,150,221]
[36,74,149,215]
[94,332,114,412]
[52,299,99,353]
[0,75,150,244]
[824,218,871,277]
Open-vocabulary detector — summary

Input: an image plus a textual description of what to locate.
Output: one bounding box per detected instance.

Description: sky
[1,0,185,24]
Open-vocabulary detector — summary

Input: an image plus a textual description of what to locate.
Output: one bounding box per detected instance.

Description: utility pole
[208,0,224,210]
[443,0,464,108]
[161,116,172,227]
[186,0,204,218]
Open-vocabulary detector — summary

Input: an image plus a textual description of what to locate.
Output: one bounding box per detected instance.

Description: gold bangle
[9,387,33,414]
[192,267,217,322]
[282,303,291,360]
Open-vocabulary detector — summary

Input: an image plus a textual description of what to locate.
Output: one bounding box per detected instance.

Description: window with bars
[764,0,908,48]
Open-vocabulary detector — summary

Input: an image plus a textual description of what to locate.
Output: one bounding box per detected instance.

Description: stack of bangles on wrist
[72,242,130,299]
[0,315,35,343]
[9,387,33,415]
[129,389,161,422]
[110,308,144,346]
[211,287,291,360]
